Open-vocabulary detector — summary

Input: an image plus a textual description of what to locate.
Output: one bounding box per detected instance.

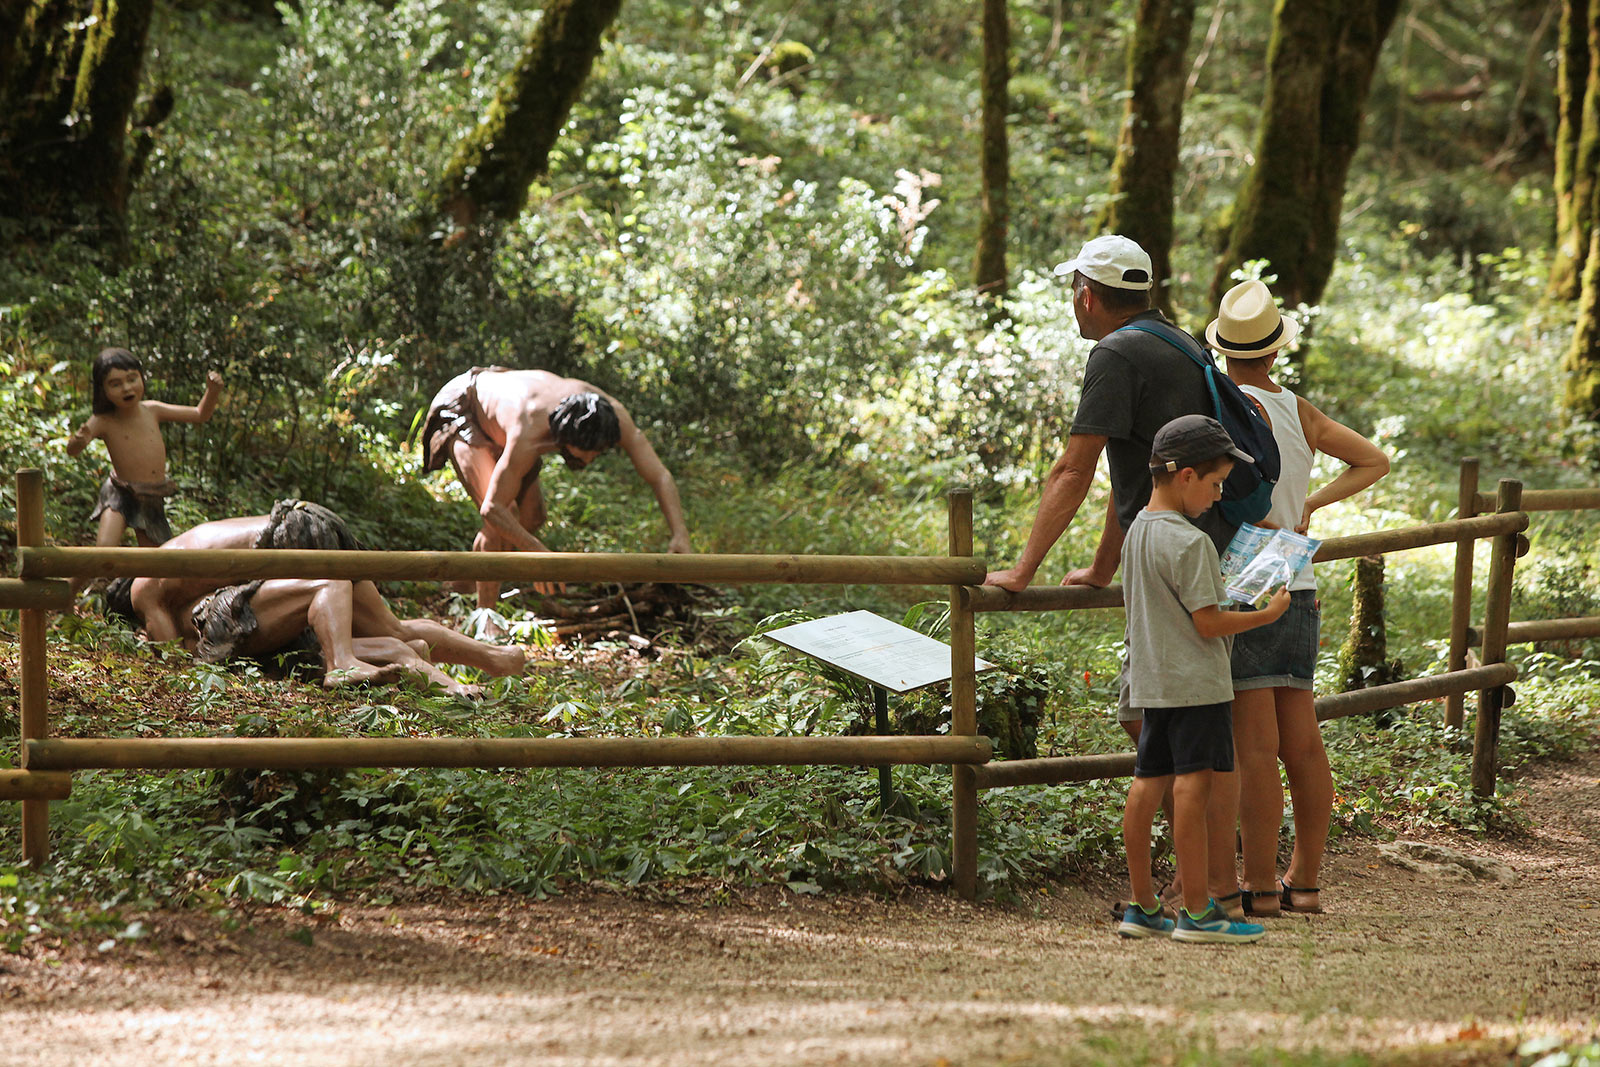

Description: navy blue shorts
[1231,590,1319,691]
[1134,701,1235,778]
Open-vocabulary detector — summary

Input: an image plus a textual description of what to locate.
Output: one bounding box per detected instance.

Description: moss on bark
[1553,0,1600,300]
[0,0,154,253]
[973,0,1010,299]
[1209,0,1400,309]
[1101,0,1195,315]
[1338,555,1404,701]
[431,0,624,231]
[1565,224,1600,418]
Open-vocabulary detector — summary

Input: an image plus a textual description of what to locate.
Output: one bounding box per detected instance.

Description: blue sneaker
[1172,899,1265,944]
[1117,903,1175,939]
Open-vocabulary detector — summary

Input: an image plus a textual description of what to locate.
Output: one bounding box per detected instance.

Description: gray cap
[1149,414,1253,473]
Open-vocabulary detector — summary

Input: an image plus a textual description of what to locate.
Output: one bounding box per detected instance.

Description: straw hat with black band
[1205,280,1299,357]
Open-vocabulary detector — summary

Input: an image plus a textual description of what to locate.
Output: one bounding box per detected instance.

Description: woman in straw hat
[1212,280,1390,916]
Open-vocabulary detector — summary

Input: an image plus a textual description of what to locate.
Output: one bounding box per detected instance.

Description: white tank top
[1241,383,1317,591]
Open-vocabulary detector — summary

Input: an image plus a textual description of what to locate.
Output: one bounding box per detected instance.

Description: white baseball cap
[1055,235,1154,291]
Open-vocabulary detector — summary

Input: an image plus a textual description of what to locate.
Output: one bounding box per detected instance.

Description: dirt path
[4,751,1598,1066]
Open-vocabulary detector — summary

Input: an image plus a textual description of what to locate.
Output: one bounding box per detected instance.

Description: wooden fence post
[16,470,51,865]
[1446,458,1480,730]
[948,488,978,901]
[1471,478,1521,800]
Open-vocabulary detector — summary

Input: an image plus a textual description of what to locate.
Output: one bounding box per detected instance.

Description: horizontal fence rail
[975,753,1135,790]
[18,547,986,587]
[0,579,72,612]
[963,513,1529,614]
[1475,487,1600,514]
[1314,513,1527,563]
[963,584,1124,614]
[974,664,1519,790]
[1313,663,1517,722]
[26,735,994,772]
[0,771,72,801]
[1467,617,1600,647]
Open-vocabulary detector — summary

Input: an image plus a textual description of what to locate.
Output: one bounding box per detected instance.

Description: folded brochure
[1218,523,1321,607]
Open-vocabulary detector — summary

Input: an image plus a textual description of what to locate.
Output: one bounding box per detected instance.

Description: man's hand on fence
[984,567,1033,592]
[1062,566,1112,588]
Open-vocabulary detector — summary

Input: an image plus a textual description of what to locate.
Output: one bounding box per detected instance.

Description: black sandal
[1215,890,1245,918]
[1279,878,1323,914]
[1240,888,1281,916]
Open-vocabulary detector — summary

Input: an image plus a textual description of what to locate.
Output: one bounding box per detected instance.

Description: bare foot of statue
[488,644,527,675]
[321,660,401,688]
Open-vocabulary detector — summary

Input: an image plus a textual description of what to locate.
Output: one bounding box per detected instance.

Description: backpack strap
[1115,321,1226,419]
[1116,320,1213,370]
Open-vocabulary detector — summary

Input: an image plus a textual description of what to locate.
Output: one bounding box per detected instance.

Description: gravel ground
[3,751,1598,1066]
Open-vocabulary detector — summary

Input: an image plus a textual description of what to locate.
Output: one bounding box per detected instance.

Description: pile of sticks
[525,583,720,644]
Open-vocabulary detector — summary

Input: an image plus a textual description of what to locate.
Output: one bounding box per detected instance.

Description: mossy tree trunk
[430,0,624,233]
[973,0,1010,299]
[1208,0,1401,308]
[1338,555,1403,696]
[1560,0,1600,418]
[1100,0,1196,316]
[0,0,155,255]
[1565,224,1600,416]
[1553,0,1600,300]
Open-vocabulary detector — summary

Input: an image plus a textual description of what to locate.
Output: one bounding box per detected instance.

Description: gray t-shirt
[1123,508,1233,708]
[1069,311,1234,553]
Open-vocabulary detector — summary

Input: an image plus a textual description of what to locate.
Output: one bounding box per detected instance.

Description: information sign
[762,610,995,694]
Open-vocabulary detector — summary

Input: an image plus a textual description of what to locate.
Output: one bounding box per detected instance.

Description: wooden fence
[957,477,1531,812]
[3,471,996,897]
[1448,458,1600,722]
[2,465,1580,901]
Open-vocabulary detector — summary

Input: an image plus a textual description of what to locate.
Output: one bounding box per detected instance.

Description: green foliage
[2,0,1600,963]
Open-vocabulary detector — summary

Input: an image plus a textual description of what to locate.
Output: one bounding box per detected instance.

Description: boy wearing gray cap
[1117,414,1290,944]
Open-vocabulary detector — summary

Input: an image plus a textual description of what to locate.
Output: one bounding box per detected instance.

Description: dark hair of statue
[91,347,145,414]
[548,392,621,452]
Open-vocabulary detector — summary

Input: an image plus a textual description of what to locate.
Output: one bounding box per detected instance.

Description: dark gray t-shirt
[1069,310,1234,553]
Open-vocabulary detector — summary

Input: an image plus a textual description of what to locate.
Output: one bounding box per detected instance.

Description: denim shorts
[1230,589,1319,690]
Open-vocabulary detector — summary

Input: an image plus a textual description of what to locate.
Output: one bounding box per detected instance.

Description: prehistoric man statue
[420,367,692,610]
[104,501,526,694]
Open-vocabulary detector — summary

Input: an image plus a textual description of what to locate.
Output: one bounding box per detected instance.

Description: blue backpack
[1118,320,1281,526]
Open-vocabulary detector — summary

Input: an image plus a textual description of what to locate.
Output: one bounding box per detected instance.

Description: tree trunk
[1491,0,1557,172]
[1101,0,1196,316]
[1338,555,1404,723]
[973,0,1010,299]
[0,0,155,254]
[430,0,624,232]
[1209,0,1402,308]
[1565,223,1600,416]
[1553,0,1600,299]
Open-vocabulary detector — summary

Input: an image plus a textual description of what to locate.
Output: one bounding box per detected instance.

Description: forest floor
[2,749,1597,1067]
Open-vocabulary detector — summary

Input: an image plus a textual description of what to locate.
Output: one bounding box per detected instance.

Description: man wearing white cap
[986,234,1233,599]
[985,233,1249,916]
